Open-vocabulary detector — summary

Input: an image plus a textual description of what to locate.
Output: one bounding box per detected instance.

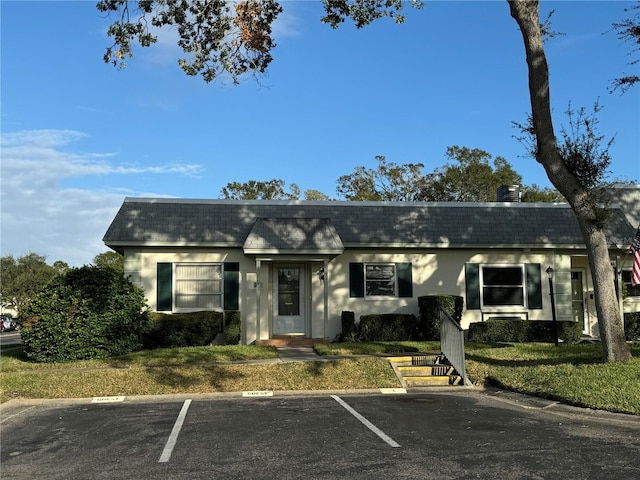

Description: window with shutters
[622,270,640,298]
[175,263,223,310]
[481,265,526,307]
[365,263,397,298]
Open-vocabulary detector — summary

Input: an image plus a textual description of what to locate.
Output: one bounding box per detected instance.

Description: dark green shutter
[397,263,413,297]
[223,262,240,311]
[349,263,364,297]
[157,263,172,311]
[526,263,542,309]
[465,263,480,310]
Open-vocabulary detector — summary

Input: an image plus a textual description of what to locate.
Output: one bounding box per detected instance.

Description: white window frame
[622,270,640,299]
[174,263,224,312]
[364,263,398,299]
[480,264,527,309]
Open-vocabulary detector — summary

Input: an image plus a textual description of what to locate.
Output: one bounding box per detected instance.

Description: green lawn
[2,342,639,415]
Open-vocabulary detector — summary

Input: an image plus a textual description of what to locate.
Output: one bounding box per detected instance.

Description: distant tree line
[219,145,563,202]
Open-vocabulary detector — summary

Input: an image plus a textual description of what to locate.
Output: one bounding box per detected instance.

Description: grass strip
[0,357,399,401]
[2,341,640,415]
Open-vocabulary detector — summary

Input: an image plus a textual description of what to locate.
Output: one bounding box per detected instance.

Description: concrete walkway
[275,346,327,363]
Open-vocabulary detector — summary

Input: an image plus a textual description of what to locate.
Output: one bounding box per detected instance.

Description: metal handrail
[439,307,468,386]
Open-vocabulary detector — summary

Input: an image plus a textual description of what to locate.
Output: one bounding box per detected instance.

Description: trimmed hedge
[418,295,464,340]
[467,320,583,344]
[144,311,222,349]
[21,265,149,363]
[625,312,640,342]
[358,313,418,342]
[224,310,242,345]
[339,311,357,342]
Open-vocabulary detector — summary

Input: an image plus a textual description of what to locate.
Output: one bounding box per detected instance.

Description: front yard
[1,341,639,415]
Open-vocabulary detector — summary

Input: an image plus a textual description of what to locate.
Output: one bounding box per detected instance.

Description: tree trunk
[508,0,631,362]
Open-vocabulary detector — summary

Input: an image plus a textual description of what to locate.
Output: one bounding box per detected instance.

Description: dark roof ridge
[121,196,572,209]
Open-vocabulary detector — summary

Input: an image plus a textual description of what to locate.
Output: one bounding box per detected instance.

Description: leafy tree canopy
[220,179,301,200]
[0,253,61,317]
[98,0,425,83]
[520,184,563,203]
[97,0,283,84]
[220,179,331,200]
[93,251,125,272]
[336,155,427,201]
[420,146,522,202]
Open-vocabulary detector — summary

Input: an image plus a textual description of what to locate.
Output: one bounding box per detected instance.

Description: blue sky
[1,1,639,267]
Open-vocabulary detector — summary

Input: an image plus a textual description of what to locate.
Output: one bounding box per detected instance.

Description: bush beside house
[339,311,357,342]
[224,310,242,345]
[418,295,464,340]
[144,311,222,349]
[625,312,640,342]
[467,319,583,344]
[21,266,149,362]
[358,313,418,342]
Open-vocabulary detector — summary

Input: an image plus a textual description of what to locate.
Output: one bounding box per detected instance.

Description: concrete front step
[386,353,463,388]
[256,337,328,347]
[404,375,464,386]
[397,365,457,376]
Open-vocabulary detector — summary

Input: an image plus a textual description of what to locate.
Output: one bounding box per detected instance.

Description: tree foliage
[336,155,427,201]
[304,189,332,201]
[515,102,615,226]
[219,179,332,200]
[21,265,149,362]
[93,251,125,273]
[97,0,282,84]
[420,146,522,202]
[611,2,640,93]
[336,150,528,202]
[220,179,301,200]
[0,253,60,317]
[520,184,563,203]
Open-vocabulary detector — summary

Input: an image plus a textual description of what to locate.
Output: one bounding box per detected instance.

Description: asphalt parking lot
[2,391,639,479]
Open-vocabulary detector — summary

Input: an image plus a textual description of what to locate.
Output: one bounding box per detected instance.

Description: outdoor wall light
[546,266,554,279]
[317,267,325,282]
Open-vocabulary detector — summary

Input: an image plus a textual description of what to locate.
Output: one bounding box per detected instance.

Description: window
[365,263,397,297]
[175,263,223,310]
[349,262,412,298]
[622,270,640,298]
[481,265,525,307]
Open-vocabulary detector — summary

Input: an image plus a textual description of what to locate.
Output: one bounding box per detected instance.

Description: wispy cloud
[0,129,204,266]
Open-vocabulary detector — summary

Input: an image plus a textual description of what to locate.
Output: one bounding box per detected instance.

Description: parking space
[2,392,640,479]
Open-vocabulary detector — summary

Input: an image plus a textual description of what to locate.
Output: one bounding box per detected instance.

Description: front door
[272,265,306,335]
[571,270,588,333]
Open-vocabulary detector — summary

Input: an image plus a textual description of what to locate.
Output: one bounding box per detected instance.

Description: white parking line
[331,395,401,448]
[158,399,192,463]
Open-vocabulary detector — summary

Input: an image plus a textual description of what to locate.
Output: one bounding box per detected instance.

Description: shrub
[625,312,640,342]
[144,311,223,349]
[357,313,418,342]
[339,311,357,342]
[224,310,241,345]
[467,320,582,344]
[21,266,149,362]
[417,295,464,340]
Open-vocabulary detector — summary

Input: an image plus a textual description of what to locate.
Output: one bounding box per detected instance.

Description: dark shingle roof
[103,198,635,251]
[244,218,344,254]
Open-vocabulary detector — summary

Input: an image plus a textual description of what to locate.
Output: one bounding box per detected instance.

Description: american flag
[632,226,640,286]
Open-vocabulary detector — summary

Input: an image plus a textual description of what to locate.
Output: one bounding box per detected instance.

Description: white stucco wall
[122,246,630,343]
